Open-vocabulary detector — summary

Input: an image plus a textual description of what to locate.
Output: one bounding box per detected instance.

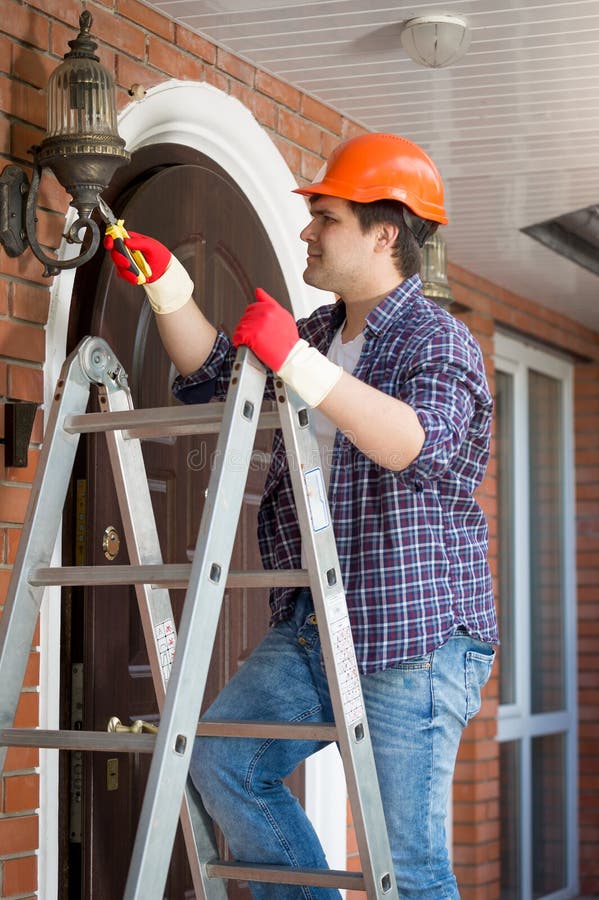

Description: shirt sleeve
[397,323,492,485]
[172,328,236,405]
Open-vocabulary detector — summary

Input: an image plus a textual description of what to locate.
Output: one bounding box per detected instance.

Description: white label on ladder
[304,467,330,532]
[329,613,364,726]
[154,618,176,682]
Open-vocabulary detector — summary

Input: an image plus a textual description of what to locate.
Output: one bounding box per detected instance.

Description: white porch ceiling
[146,0,599,332]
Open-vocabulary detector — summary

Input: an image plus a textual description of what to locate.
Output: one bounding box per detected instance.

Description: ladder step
[64,405,280,439]
[205,860,366,891]
[0,728,156,753]
[0,722,337,751]
[29,565,310,590]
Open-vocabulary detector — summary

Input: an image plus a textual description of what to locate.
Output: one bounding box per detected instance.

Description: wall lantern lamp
[0,10,130,277]
[421,231,455,308]
[400,14,471,68]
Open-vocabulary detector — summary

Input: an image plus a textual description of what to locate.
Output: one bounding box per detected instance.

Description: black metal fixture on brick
[1,401,38,468]
[0,10,130,276]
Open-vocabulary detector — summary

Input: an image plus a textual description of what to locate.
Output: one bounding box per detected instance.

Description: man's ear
[374,222,399,253]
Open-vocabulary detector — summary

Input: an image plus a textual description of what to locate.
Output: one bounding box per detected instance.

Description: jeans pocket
[465,647,495,722]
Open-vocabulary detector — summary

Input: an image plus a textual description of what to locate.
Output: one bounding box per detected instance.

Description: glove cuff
[277,340,343,407]
[143,255,194,314]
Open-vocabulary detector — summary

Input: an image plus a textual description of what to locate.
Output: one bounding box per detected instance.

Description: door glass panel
[528,371,565,714]
[496,370,516,705]
[500,739,521,900]
[532,733,566,897]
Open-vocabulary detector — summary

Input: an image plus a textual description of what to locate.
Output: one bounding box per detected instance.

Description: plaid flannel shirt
[173,274,498,673]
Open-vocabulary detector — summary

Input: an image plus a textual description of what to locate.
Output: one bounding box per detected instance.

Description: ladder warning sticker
[155,618,176,683]
[330,616,364,725]
[304,467,330,532]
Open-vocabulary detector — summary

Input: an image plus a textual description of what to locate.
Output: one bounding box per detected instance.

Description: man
[106,132,498,899]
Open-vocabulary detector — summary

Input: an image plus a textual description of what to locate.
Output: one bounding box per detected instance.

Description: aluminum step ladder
[0,335,398,900]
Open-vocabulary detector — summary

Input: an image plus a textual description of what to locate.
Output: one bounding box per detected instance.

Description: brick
[2,2,49,51]
[24,0,80,28]
[118,0,174,40]
[0,278,8,315]
[14,690,39,728]
[216,48,254,86]
[0,484,32,522]
[2,853,37,896]
[300,149,323,182]
[0,33,11,75]
[0,321,45,364]
[203,67,229,94]
[22,652,40,687]
[301,95,342,134]
[80,4,146,59]
[6,448,40,484]
[255,69,300,110]
[0,813,38,854]
[116,54,162,96]
[147,37,204,81]
[3,773,39,814]
[6,526,21,564]
[7,364,43,402]
[0,76,46,130]
[4,746,39,772]
[12,44,56,90]
[229,81,277,130]
[175,25,216,65]
[10,121,44,165]
[277,108,322,154]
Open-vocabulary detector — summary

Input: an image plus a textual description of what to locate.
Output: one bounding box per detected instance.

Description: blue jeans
[189,590,495,900]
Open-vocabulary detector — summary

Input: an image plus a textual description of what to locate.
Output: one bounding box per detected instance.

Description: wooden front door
[69,150,295,898]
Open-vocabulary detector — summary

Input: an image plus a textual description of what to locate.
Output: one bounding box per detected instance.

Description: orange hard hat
[293,133,448,226]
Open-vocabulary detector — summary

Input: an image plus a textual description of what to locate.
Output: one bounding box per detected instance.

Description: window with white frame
[495,334,578,900]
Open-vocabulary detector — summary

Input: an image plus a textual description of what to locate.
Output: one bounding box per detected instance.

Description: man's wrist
[277,340,343,407]
[143,256,194,314]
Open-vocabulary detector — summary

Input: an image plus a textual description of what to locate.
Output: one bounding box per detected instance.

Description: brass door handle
[107,716,158,734]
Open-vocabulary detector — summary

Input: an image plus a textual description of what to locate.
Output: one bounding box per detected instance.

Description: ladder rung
[0,728,156,753]
[197,721,337,741]
[205,860,366,891]
[64,406,280,439]
[29,565,310,590]
[0,722,337,751]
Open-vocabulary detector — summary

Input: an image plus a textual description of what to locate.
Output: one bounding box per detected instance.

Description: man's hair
[349,199,424,278]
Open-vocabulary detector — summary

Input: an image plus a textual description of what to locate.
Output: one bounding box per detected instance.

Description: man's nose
[300,219,317,242]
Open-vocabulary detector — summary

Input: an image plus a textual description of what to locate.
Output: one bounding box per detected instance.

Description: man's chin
[303,267,324,289]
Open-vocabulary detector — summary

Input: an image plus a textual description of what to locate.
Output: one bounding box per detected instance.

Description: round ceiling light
[400,14,471,68]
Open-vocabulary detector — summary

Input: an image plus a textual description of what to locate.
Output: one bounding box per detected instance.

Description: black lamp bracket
[0,160,101,278]
[1,400,39,468]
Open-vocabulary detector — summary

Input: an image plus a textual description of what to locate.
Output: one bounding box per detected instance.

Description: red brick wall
[1,1,598,898]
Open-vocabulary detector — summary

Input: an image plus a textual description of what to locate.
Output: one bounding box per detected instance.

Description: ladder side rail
[275,383,398,900]
[100,374,224,900]
[0,340,95,773]
[123,347,267,900]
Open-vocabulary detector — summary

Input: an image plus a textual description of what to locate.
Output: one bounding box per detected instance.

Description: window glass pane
[532,733,567,897]
[500,740,521,899]
[496,371,516,705]
[528,370,565,713]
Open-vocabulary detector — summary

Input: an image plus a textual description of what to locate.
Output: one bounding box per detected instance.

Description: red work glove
[232,287,300,370]
[103,231,170,284]
[104,231,193,314]
[233,288,343,407]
